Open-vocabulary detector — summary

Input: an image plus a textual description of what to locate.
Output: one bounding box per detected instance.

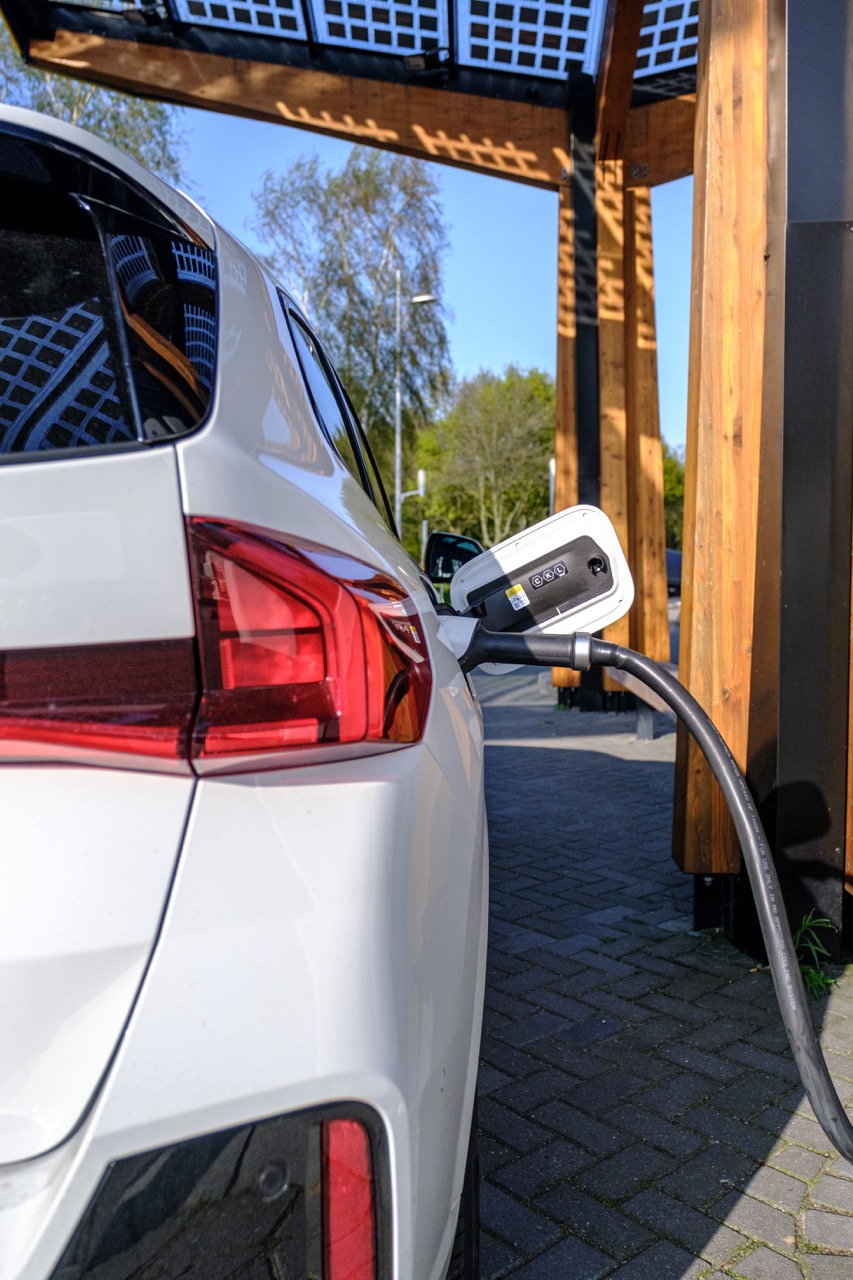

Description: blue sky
[182,109,692,450]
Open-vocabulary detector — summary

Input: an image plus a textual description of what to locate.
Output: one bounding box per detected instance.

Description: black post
[740,0,853,956]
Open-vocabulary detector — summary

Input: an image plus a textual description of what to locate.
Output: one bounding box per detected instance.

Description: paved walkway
[475,672,853,1279]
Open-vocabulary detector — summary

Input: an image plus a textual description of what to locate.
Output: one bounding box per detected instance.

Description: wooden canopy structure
[5,0,853,951]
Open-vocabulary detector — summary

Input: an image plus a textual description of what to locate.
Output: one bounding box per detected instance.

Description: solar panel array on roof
[37,0,698,84]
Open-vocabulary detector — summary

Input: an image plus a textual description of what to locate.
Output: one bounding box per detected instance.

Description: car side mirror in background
[424,531,484,583]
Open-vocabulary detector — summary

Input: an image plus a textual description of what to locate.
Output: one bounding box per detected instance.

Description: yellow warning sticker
[506,583,530,611]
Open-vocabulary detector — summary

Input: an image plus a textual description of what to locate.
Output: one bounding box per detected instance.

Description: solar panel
[636,0,698,78]
[457,0,593,82]
[39,0,699,83]
[173,0,308,39]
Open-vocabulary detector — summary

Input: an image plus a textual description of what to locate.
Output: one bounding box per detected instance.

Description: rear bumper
[2,743,488,1280]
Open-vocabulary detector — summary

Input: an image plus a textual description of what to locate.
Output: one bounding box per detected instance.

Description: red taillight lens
[188,520,432,767]
[323,1119,376,1280]
[0,520,432,773]
[0,638,197,766]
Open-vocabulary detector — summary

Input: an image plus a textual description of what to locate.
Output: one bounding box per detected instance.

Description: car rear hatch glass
[0,122,217,456]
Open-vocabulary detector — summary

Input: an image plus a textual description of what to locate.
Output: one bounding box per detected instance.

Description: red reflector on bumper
[323,1118,376,1280]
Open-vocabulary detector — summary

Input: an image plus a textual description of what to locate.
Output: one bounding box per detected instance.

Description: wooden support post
[595,0,646,162]
[552,183,581,692]
[673,0,768,876]
[624,186,669,664]
[595,158,631,685]
[554,186,579,516]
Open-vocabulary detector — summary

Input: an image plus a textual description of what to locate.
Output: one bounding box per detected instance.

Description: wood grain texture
[595,159,631,689]
[30,31,573,189]
[553,185,581,691]
[624,187,669,664]
[623,94,696,187]
[596,0,646,162]
[673,0,769,876]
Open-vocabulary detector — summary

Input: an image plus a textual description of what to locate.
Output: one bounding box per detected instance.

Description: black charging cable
[461,627,853,1162]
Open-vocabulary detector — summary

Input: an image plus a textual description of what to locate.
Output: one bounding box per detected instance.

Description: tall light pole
[394,267,435,534]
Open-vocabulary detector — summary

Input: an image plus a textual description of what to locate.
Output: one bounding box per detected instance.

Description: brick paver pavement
[475,672,853,1279]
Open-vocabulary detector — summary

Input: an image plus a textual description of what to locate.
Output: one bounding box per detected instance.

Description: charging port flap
[449,506,633,659]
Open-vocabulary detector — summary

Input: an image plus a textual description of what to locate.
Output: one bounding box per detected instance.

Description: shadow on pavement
[475,672,853,1280]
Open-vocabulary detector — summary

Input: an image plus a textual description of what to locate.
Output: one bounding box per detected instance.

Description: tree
[251,147,450,476]
[663,441,685,549]
[0,21,185,181]
[422,366,555,547]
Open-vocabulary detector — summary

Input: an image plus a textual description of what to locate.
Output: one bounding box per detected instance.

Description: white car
[0,105,487,1280]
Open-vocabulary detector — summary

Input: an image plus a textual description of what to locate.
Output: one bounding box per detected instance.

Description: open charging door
[448,506,634,673]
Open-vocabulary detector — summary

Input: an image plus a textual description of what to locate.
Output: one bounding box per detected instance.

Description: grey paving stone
[603,1101,706,1158]
[504,1237,613,1279]
[479,1099,554,1154]
[480,1183,562,1254]
[531,1101,626,1156]
[635,1071,720,1117]
[490,1140,594,1199]
[493,1010,576,1047]
[561,1071,646,1117]
[744,1164,811,1214]
[658,1145,755,1210]
[810,1173,853,1212]
[533,1185,655,1261]
[604,1239,708,1279]
[575,1143,677,1202]
[681,1105,785,1162]
[706,1071,792,1118]
[551,1016,626,1050]
[803,1208,853,1250]
[481,1228,523,1279]
[753,1109,837,1156]
[806,1257,853,1279]
[492,1067,584,1113]
[711,1190,797,1255]
[623,1186,746,1264]
[770,1143,827,1182]
[733,1245,804,1280]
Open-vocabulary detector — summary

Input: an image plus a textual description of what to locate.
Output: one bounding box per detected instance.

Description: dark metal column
[744,0,853,954]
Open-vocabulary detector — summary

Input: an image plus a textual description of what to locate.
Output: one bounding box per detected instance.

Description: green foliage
[420,366,555,548]
[251,146,450,485]
[0,21,185,181]
[793,909,837,998]
[662,441,685,549]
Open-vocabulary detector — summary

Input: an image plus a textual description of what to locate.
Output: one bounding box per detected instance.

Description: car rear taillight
[188,519,432,769]
[323,1118,377,1280]
[0,520,432,773]
[0,639,197,768]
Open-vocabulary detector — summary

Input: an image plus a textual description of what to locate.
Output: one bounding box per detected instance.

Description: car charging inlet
[460,625,853,1164]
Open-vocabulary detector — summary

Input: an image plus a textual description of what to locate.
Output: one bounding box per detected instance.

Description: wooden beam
[673,0,768,877]
[554,185,579,516]
[30,30,573,190]
[552,184,581,692]
[624,186,669,664]
[595,158,631,687]
[595,0,646,162]
[623,94,696,187]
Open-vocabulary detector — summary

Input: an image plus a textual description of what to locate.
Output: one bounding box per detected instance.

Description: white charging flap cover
[449,505,634,658]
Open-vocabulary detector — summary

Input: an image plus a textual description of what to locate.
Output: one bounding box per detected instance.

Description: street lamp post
[393,267,435,534]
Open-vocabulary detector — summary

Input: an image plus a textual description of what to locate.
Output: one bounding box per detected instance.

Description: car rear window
[0,126,217,458]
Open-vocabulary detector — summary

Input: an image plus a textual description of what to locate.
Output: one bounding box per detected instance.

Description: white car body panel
[0,106,490,1280]
[0,449,194,649]
[0,770,194,1166]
